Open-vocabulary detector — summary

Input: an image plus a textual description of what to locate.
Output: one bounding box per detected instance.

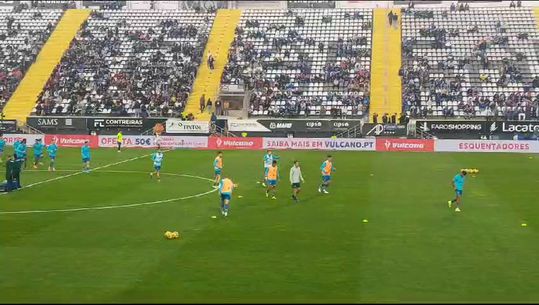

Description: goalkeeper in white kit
[289,160,305,202]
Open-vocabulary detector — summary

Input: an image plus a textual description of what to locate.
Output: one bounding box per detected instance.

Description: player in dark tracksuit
[11,155,22,190]
[4,155,14,192]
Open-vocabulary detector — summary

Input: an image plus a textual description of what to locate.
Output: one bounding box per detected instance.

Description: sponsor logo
[94,119,105,128]
[263,138,375,151]
[459,142,530,151]
[268,122,293,129]
[421,122,483,131]
[172,122,202,130]
[37,118,59,126]
[91,119,144,128]
[98,135,207,148]
[0,120,17,132]
[501,122,539,133]
[208,137,262,150]
[332,121,350,129]
[3,134,45,145]
[305,121,323,128]
[490,122,498,132]
[377,139,434,152]
[45,135,98,148]
[436,140,539,153]
[228,120,271,132]
[217,139,254,147]
[166,120,209,134]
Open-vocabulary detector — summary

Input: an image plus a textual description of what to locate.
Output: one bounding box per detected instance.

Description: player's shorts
[322,175,331,183]
[221,193,231,201]
[264,167,269,177]
[154,165,161,171]
[82,157,90,163]
[267,179,277,186]
[49,155,56,160]
[214,168,222,175]
[291,182,301,189]
[34,154,43,159]
[455,189,463,197]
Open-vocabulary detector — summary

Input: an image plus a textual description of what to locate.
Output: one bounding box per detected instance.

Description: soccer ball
[171,231,180,239]
[164,231,173,239]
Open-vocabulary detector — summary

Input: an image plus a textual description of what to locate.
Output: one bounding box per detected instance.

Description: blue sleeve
[320,162,325,171]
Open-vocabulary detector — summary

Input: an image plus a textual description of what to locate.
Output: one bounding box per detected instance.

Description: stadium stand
[221,9,373,117]
[401,6,539,120]
[0,8,62,112]
[35,9,215,117]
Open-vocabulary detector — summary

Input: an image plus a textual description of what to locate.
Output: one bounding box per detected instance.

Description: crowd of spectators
[222,10,372,118]
[0,9,60,112]
[400,5,539,120]
[36,11,213,118]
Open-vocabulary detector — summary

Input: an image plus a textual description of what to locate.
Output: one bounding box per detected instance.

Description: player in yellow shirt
[265,160,279,199]
[219,177,237,217]
[117,130,123,152]
[213,151,223,187]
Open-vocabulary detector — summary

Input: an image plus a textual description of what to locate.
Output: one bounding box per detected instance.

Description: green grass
[1,147,538,303]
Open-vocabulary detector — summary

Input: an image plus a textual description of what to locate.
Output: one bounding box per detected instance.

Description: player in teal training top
[448,170,467,212]
[33,139,45,169]
[150,148,164,181]
[15,139,27,168]
[261,150,278,187]
[81,141,91,173]
[47,140,58,171]
[0,135,5,162]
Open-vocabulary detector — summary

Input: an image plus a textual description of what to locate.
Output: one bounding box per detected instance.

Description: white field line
[0,151,157,196]
[0,171,217,215]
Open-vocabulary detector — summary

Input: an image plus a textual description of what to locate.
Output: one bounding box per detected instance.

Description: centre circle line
[0,170,217,215]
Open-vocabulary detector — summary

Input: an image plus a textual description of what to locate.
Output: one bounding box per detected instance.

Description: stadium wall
[3,134,539,153]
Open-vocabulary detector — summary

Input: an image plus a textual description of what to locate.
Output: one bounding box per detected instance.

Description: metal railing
[19,122,44,135]
[213,124,237,137]
[335,123,362,138]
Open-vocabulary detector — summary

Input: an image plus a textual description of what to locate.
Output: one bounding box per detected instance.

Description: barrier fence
[3,134,539,153]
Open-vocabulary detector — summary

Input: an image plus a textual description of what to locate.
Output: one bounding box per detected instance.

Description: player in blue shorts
[219,177,236,217]
[81,141,91,173]
[0,134,5,162]
[449,170,467,212]
[319,155,336,194]
[265,160,279,199]
[47,140,58,171]
[33,139,45,169]
[150,148,164,181]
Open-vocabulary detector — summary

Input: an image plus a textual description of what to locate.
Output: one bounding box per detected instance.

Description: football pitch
[1,148,538,303]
